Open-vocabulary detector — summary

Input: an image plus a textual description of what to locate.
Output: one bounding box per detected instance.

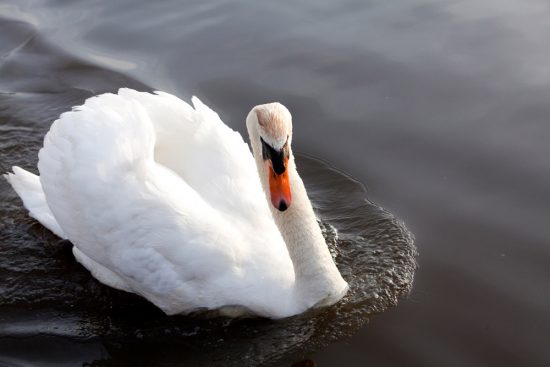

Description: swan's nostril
[278,201,288,211]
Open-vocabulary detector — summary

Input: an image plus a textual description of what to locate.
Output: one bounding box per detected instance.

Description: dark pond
[0,0,549,366]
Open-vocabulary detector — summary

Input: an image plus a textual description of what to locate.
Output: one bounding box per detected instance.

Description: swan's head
[246,103,293,212]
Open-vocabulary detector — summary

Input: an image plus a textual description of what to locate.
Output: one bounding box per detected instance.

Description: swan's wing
[116,89,271,224]
[115,89,279,246]
[37,90,293,315]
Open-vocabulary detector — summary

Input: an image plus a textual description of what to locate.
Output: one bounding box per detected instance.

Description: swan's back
[36,89,296,317]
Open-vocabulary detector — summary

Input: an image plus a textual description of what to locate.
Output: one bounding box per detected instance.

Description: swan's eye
[261,137,288,175]
[282,138,289,157]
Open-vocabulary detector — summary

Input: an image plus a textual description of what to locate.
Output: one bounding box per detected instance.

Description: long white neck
[249,134,348,308]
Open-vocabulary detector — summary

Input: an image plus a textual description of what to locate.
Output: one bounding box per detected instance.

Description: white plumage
[5,89,348,318]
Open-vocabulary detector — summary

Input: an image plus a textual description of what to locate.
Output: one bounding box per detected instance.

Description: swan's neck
[256,152,348,307]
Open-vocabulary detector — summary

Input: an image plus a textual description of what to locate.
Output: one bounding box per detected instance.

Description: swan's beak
[267,158,291,211]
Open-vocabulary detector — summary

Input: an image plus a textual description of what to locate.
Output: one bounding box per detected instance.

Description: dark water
[0,0,549,366]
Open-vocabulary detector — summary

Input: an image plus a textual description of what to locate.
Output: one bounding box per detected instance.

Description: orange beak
[268,158,292,211]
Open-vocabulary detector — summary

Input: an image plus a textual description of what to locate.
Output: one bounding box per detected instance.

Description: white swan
[5,89,348,318]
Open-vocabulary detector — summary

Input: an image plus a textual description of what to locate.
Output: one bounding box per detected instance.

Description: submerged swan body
[5,89,348,318]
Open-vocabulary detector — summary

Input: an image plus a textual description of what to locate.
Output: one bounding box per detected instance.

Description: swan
[4,88,348,319]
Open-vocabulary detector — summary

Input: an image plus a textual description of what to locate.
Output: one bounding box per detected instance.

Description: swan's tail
[4,166,67,239]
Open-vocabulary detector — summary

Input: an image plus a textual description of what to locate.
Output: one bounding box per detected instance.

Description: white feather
[4,166,67,239]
